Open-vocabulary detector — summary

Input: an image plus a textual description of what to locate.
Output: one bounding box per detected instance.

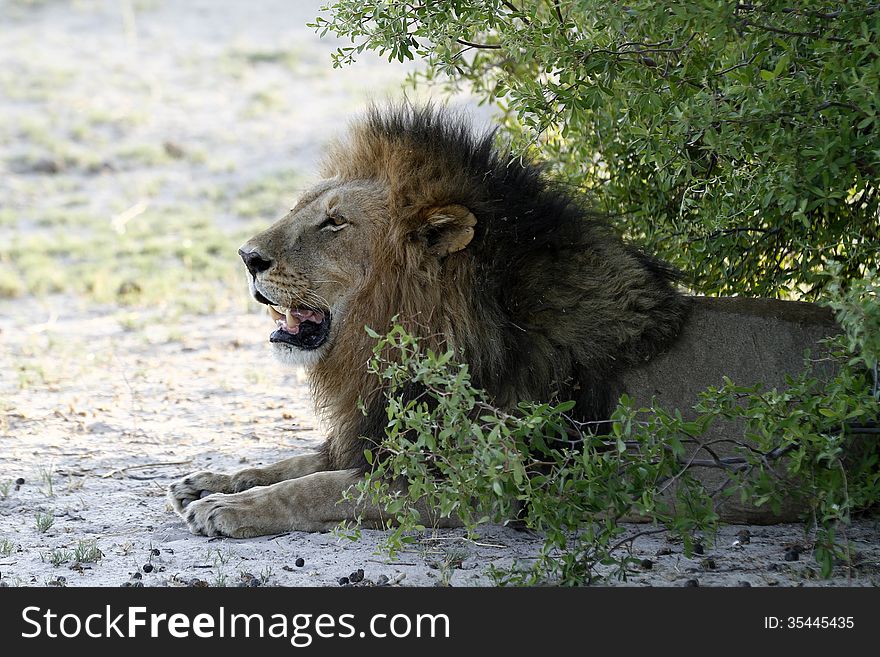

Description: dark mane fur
[315,104,688,471]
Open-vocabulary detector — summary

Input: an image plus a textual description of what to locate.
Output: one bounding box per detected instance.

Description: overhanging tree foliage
[313,0,879,298]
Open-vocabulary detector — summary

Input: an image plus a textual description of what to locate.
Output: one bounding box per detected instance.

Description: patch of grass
[0,62,76,103]
[208,547,233,567]
[46,547,73,567]
[242,88,288,117]
[65,475,85,492]
[113,143,174,168]
[0,538,15,557]
[73,539,103,564]
[75,106,147,134]
[115,541,135,556]
[39,465,54,497]
[10,141,105,174]
[0,267,25,299]
[208,547,235,587]
[7,0,60,8]
[0,480,12,499]
[424,545,469,587]
[1,203,261,313]
[16,362,53,389]
[44,540,103,567]
[223,46,301,73]
[32,208,107,229]
[35,511,55,533]
[0,400,11,433]
[227,169,303,220]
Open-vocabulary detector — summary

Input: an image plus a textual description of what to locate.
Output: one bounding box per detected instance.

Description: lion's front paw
[182,493,262,538]
[167,471,233,515]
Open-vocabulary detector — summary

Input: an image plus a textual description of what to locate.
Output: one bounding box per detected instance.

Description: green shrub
[347,274,877,583]
[313,0,879,298]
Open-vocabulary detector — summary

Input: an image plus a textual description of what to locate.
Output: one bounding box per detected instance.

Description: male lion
[168,105,687,537]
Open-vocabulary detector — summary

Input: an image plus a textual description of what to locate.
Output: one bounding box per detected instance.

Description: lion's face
[238,179,389,365]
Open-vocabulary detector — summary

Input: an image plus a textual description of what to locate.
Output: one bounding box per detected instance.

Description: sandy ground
[1,298,878,588]
[0,0,877,587]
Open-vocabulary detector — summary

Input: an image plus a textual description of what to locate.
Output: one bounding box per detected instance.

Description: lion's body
[169,106,688,537]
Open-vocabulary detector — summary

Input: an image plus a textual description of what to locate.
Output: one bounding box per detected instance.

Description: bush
[313,0,879,298]
[347,275,877,583]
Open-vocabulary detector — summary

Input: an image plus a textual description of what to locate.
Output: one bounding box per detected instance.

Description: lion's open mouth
[267,305,331,350]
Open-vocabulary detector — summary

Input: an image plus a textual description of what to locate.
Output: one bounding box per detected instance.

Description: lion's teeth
[285,309,294,325]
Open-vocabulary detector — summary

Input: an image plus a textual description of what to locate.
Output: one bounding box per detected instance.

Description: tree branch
[712,52,759,77]
[456,38,502,50]
[739,18,849,43]
[501,0,529,24]
[552,0,564,26]
[736,4,880,21]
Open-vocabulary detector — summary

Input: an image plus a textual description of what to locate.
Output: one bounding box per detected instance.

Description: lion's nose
[239,247,273,276]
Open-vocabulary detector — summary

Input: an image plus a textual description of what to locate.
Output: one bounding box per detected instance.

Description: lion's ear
[420,205,477,257]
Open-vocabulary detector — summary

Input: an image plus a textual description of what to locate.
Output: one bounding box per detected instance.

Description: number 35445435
[764,617,854,629]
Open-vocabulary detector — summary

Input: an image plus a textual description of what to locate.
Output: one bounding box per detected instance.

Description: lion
[168,104,688,537]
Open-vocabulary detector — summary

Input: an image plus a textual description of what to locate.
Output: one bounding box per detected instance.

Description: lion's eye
[319,214,347,231]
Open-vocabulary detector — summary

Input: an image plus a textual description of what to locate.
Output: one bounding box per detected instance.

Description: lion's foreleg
[167,451,329,515]
[183,469,463,537]
[228,452,330,489]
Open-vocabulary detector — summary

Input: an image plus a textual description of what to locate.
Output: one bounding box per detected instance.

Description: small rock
[684,579,699,587]
[150,548,161,556]
[784,548,800,562]
[131,572,142,580]
[188,578,209,588]
[376,574,389,586]
[239,574,261,588]
[86,421,115,434]
[736,529,751,544]
[655,547,672,556]
[163,141,186,159]
[29,158,63,175]
[338,577,349,586]
[640,559,653,570]
[701,558,716,570]
[693,542,704,555]
[142,564,154,573]
[738,580,752,587]
[15,478,25,486]
[349,569,364,583]
[282,565,294,572]
[295,557,305,568]
[131,581,144,588]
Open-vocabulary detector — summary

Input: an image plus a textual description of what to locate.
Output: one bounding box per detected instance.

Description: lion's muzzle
[269,306,332,350]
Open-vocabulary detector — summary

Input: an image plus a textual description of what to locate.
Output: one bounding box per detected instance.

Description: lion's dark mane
[315,105,688,471]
